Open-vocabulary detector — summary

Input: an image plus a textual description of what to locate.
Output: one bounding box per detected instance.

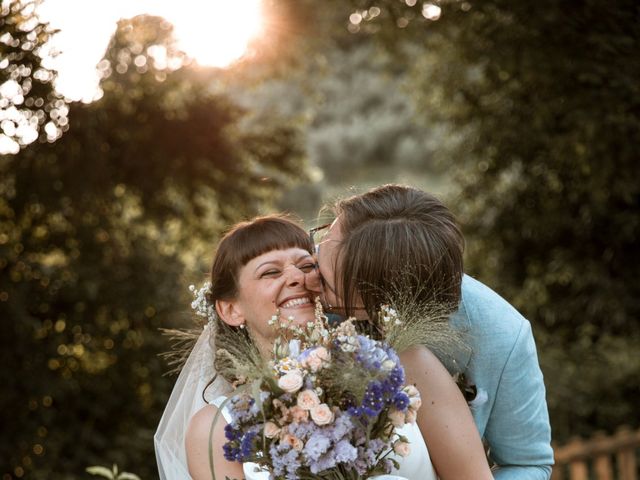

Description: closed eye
[260,269,281,278]
[297,262,317,273]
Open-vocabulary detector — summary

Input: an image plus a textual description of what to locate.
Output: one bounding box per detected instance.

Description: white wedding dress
[212,396,438,480]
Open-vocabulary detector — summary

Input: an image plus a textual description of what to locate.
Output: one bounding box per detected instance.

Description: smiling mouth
[279,296,313,309]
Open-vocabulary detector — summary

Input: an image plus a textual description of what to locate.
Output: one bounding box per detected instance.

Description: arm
[185,405,245,480]
[400,346,493,480]
[486,321,554,480]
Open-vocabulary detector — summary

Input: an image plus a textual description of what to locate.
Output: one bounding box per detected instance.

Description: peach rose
[388,408,406,427]
[310,403,334,426]
[403,385,420,397]
[264,421,281,439]
[409,396,422,411]
[282,433,304,451]
[393,441,411,457]
[278,369,304,393]
[297,389,321,410]
[312,346,330,362]
[290,405,309,423]
[306,355,323,372]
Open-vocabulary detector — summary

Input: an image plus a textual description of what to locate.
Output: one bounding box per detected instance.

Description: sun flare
[166,0,264,67]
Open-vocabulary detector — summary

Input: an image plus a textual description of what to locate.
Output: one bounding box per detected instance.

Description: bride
[154,215,492,480]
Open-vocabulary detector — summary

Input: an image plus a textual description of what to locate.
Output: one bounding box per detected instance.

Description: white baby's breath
[189,282,216,325]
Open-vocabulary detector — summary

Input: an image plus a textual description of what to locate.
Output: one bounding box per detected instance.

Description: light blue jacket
[449,275,554,479]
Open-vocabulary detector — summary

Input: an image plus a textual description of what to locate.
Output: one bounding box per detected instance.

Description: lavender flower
[304,430,332,461]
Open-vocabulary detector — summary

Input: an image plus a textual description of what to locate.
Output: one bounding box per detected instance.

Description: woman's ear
[215,299,245,327]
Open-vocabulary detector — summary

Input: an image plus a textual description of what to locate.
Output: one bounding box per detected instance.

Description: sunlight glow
[37,0,265,101]
[169,1,263,68]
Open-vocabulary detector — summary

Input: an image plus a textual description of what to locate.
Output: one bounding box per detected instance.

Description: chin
[282,309,315,326]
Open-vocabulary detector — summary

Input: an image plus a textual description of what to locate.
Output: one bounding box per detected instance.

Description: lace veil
[154,322,232,480]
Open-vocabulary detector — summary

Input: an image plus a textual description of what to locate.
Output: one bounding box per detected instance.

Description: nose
[284,264,305,287]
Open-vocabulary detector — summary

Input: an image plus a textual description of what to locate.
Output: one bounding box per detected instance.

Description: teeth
[281,297,311,309]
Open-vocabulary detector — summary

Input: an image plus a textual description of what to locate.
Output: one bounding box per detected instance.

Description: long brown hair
[333,184,464,319]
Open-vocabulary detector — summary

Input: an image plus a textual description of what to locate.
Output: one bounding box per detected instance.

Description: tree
[345,0,640,440]
[0,14,306,478]
[0,0,66,154]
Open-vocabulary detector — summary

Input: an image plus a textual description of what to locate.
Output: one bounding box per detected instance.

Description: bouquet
[213,302,422,480]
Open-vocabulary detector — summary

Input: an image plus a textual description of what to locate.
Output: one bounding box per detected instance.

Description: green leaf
[118,473,142,480]
[86,466,115,479]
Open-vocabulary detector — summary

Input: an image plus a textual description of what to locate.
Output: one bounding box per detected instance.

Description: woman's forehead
[246,247,312,266]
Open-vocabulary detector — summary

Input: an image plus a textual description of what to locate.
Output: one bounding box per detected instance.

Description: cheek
[305,270,323,293]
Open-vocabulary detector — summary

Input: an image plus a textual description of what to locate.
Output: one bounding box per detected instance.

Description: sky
[38,0,264,101]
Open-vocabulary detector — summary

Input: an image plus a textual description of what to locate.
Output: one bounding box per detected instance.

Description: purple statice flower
[239,429,258,460]
[270,442,295,477]
[224,423,240,441]
[310,450,338,474]
[303,429,332,461]
[329,412,354,442]
[223,443,240,462]
[229,395,258,422]
[353,438,387,472]
[392,391,410,411]
[388,365,405,389]
[248,391,271,416]
[283,448,302,480]
[333,439,358,463]
[288,419,317,440]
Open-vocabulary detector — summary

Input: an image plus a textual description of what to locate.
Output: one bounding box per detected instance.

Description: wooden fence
[552,426,640,480]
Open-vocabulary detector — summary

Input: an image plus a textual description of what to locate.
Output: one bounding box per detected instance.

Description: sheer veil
[154,323,232,480]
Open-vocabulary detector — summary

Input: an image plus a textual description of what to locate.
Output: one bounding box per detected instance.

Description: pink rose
[264,421,281,439]
[290,405,309,423]
[278,369,304,393]
[306,355,323,372]
[310,403,334,425]
[297,389,321,410]
[393,441,411,457]
[388,408,406,427]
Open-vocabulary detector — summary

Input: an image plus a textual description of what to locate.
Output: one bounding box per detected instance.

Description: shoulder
[400,346,457,393]
[185,404,226,454]
[459,274,528,333]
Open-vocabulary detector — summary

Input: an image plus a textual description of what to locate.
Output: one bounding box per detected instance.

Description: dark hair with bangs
[208,214,312,303]
[206,215,312,384]
[334,185,464,319]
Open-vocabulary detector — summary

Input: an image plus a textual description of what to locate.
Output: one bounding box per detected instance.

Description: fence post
[592,432,614,480]
[616,426,637,480]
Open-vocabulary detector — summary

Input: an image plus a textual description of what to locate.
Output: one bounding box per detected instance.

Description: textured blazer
[449,275,554,479]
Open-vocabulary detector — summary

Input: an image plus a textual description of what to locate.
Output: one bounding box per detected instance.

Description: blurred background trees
[1,0,638,477]
[1,7,305,478]
[0,0,65,152]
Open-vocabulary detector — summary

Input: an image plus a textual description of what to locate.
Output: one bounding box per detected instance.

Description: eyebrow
[254,253,314,273]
